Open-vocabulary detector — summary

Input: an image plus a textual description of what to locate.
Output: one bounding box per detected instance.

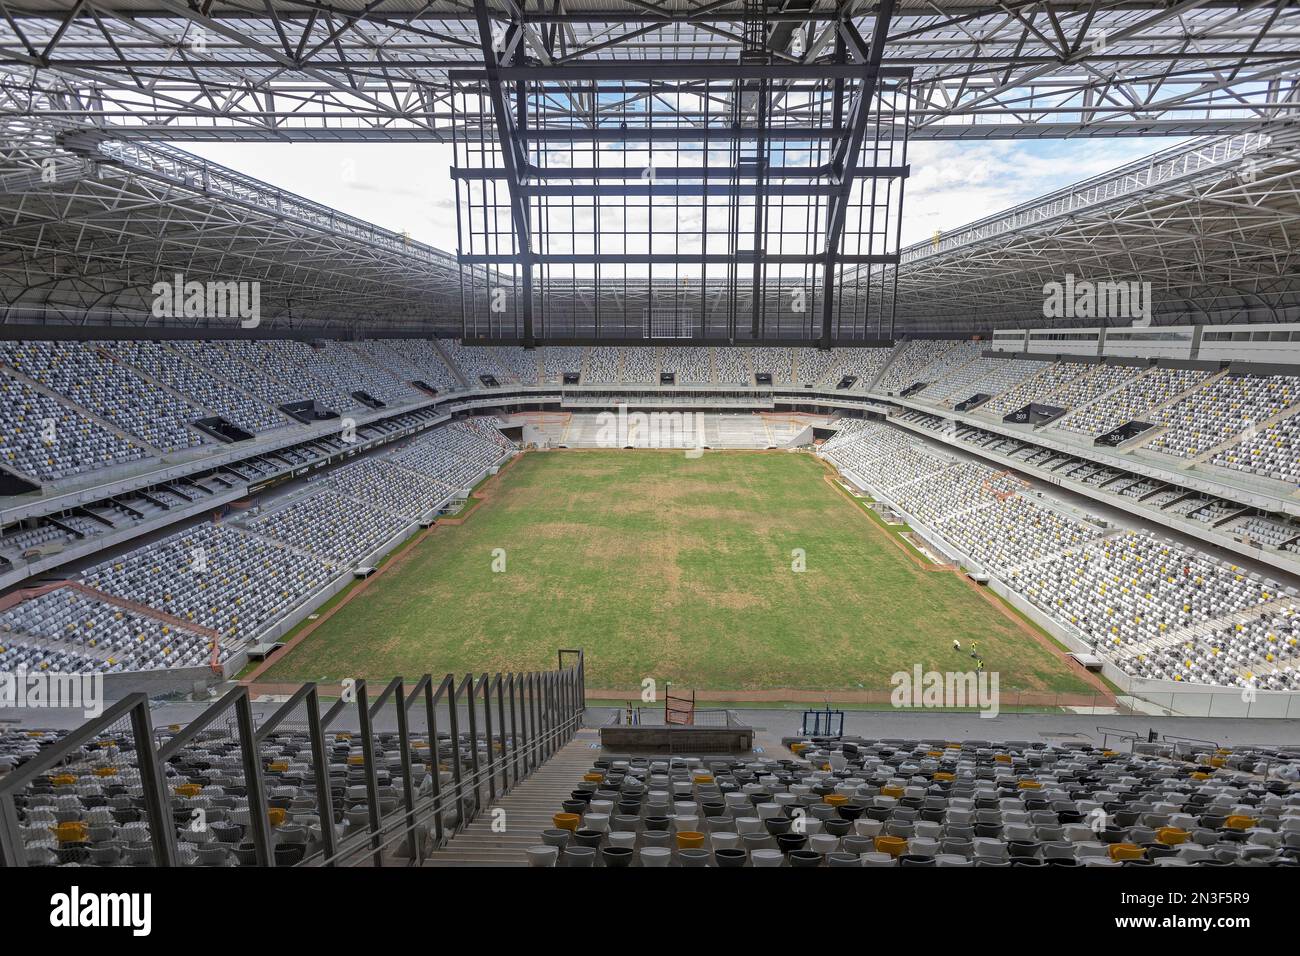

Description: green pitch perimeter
[262,450,1094,697]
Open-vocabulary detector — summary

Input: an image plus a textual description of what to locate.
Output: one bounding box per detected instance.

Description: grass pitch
[262,450,1094,697]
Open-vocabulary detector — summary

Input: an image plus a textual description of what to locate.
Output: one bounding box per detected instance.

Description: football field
[261,449,1096,699]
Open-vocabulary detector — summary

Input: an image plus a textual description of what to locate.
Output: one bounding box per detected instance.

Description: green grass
[263,450,1094,696]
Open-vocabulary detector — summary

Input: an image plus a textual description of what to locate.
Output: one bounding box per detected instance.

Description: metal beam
[470,0,534,345]
[820,1,895,349]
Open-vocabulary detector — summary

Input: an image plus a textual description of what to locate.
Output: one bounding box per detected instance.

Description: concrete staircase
[425,729,600,867]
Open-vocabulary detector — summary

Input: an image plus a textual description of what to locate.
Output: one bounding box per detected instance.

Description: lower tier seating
[525,741,1300,867]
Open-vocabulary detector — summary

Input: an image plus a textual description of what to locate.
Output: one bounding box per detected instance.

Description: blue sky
[185,137,1182,254]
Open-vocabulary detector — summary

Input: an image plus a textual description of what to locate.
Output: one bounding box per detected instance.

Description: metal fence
[0,650,585,867]
[607,706,746,727]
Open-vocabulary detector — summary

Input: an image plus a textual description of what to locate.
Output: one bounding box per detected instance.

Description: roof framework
[450,0,910,345]
[893,128,1300,332]
[0,127,460,328]
[0,0,1297,336]
[0,1,1297,142]
[3,122,1298,335]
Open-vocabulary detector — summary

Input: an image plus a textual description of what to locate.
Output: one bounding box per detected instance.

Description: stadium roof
[894,129,1300,332]
[2,125,1298,333]
[1,0,1297,336]
[0,129,461,329]
[1,0,1297,141]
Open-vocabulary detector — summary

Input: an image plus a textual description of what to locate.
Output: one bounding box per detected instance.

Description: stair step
[425,735,598,866]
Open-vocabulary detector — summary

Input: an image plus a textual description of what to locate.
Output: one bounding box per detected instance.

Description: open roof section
[449,0,909,344]
[0,0,1296,142]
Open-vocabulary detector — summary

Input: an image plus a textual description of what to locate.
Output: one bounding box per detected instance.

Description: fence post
[304,685,338,866]
[446,674,465,831]
[355,681,385,867]
[425,677,446,846]
[464,674,482,816]
[235,690,275,867]
[567,669,575,738]
[0,791,24,866]
[543,672,554,760]
[529,672,541,769]
[481,675,497,804]
[131,697,179,867]
[497,674,510,793]
[507,673,521,784]
[520,672,533,776]
[393,681,420,862]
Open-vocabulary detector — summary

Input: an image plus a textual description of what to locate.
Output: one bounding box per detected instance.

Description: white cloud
[182,137,1184,255]
[181,142,461,250]
[899,139,1183,247]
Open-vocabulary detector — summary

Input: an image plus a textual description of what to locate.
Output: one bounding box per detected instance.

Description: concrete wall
[601,725,754,753]
[102,666,215,700]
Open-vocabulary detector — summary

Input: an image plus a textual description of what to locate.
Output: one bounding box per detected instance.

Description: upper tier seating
[982,362,1092,418]
[170,340,301,410]
[1042,363,1145,416]
[660,348,711,384]
[1211,413,1300,484]
[375,339,461,390]
[107,341,287,433]
[1148,373,1300,460]
[433,340,508,386]
[919,357,1040,406]
[1056,367,1210,437]
[876,340,979,394]
[832,348,893,389]
[714,348,752,385]
[0,373,147,481]
[621,348,659,384]
[300,341,422,405]
[585,348,621,383]
[751,348,793,386]
[490,347,541,385]
[542,346,586,384]
[221,340,360,412]
[2,341,206,453]
[794,348,838,386]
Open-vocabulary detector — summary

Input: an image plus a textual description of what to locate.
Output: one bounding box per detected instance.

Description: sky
[184,137,1181,255]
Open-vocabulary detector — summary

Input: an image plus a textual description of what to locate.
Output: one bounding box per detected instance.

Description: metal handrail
[312,709,586,868]
[313,663,586,867]
[0,650,585,868]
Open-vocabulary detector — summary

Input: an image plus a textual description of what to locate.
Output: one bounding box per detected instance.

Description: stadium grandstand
[0,0,1296,907]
